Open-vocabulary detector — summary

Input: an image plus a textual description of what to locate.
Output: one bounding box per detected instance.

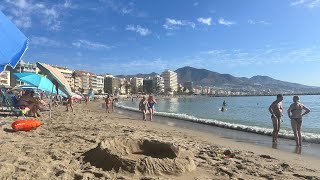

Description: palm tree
[71,71,77,91]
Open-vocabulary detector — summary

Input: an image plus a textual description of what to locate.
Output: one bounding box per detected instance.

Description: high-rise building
[131,77,143,93]
[161,70,178,93]
[183,81,193,92]
[73,70,97,93]
[153,75,164,93]
[95,75,104,94]
[143,79,154,94]
[104,74,119,94]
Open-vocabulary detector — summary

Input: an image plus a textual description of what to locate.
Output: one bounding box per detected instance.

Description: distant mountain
[116,72,159,79]
[116,66,320,93]
[175,66,320,93]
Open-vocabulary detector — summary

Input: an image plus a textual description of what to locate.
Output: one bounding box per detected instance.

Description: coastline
[0,100,319,179]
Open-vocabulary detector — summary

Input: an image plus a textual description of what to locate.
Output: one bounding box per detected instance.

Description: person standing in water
[287,96,310,146]
[268,94,283,143]
[147,95,157,121]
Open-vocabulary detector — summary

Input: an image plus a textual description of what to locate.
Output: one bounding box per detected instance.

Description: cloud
[248,20,270,25]
[126,25,151,36]
[30,36,61,47]
[290,0,320,8]
[193,2,199,6]
[72,40,111,49]
[218,18,235,26]
[163,18,195,30]
[197,17,212,25]
[102,0,146,17]
[1,0,73,31]
[200,46,320,66]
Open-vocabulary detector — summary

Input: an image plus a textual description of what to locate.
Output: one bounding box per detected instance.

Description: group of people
[104,95,118,113]
[139,95,157,121]
[269,94,310,146]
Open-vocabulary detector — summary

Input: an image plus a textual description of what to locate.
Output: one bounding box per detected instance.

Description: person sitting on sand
[139,96,148,121]
[19,90,41,118]
[287,96,310,146]
[147,95,157,121]
[268,94,283,143]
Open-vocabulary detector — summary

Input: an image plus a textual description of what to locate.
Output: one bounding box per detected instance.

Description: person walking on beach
[269,94,283,143]
[66,97,73,112]
[105,95,111,113]
[147,95,157,121]
[139,96,148,121]
[287,96,310,146]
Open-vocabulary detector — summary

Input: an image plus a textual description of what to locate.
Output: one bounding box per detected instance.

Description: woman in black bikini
[287,96,311,146]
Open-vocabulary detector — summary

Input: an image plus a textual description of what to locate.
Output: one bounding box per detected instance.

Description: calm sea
[118,95,320,143]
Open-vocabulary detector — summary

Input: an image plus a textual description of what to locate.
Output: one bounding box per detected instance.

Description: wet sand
[0,100,319,179]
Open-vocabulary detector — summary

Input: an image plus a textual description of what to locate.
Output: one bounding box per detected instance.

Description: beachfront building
[153,75,164,94]
[143,79,155,94]
[52,65,73,89]
[0,71,11,88]
[95,75,104,94]
[73,70,97,93]
[104,75,119,94]
[183,81,193,93]
[161,70,178,93]
[9,60,38,87]
[131,77,143,94]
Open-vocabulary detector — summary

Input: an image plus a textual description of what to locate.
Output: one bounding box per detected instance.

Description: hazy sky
[1,0,320,86]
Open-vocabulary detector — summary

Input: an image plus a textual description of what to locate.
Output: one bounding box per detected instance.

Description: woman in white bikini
[287,96,310,146]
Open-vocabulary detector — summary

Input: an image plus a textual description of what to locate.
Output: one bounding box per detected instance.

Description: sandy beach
[0,100,319,180]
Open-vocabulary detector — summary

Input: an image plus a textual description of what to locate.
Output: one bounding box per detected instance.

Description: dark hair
[277,94,283,99]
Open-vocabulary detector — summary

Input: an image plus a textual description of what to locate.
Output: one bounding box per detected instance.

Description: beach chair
[0,89,23,116]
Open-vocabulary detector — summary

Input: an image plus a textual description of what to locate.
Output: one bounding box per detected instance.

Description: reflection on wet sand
[272,142,278,149]
[294,146,302,155]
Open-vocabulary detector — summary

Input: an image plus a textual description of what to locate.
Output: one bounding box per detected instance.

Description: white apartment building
[153,75,164,93]
[95,75,104,94]
[131,77,143,93]
[161,70,178,92]
[53,65,73,89]
[0,71,11,87]
[10,60,38,87]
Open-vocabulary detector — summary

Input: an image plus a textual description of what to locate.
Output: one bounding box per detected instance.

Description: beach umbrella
[36,62,73,97]
[0,10,28,72]
[13,72,65,96]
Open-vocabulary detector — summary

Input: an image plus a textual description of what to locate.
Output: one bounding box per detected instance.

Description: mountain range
[117,66,320,93]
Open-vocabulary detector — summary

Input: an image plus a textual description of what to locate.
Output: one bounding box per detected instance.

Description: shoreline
[116,99,320,145]
[0,100,319,179]
[115,104,320,159]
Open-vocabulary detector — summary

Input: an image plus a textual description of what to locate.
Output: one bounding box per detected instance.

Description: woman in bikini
[147,95,157,121]
[105,95,111,113]
[287,96,311,146]
[19,91,41,117]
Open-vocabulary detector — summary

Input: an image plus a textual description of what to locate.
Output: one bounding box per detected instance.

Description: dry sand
[0,100,319,180]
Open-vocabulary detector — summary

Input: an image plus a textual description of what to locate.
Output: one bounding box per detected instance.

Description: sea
[116,95,320,157]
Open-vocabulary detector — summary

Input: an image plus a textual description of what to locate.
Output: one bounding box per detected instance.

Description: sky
[1,0,320,86]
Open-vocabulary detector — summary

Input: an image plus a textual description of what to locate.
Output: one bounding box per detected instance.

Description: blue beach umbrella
[13,72,66,96]
[0,10,28,72]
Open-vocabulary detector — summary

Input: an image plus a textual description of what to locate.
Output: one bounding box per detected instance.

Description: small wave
[116,104,320,144]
